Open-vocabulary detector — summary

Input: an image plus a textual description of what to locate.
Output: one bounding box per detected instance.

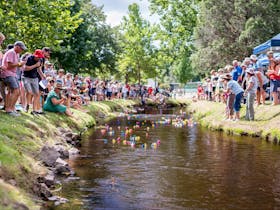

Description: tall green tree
[149,0,198,83]
[191,0,280,74]
[53,0,119,75]
[118,3,157,84]
[0,0,81,50]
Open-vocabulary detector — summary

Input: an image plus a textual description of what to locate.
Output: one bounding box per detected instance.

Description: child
[244,68,258,121]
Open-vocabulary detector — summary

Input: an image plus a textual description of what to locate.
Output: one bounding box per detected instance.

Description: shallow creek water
[50,108,280,210]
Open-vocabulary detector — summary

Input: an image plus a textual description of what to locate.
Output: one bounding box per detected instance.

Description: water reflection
[51,109,280,210]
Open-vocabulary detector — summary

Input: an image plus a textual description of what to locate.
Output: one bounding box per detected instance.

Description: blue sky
[92,0,158,26]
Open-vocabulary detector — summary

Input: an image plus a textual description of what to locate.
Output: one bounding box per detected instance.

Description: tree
[149,0,198,82]
[0,0,81,50]
[52,0,119,76]
[191,0,280,74]
[173,48,194,84]
[117,3,157,84]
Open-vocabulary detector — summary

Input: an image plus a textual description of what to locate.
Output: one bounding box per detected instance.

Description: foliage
[149,0,198,82]
[117,3,158,84]
[0,0,81,50]
[173,48,194,83]
[191,0,280,74]
[52,0,119,75]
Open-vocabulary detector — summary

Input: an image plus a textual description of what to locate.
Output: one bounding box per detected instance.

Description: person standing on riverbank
[24,49,45,115]
[266,51,280,105]
[244,68,258,121]
[1,41,27,116]
[222,74,244,121]
[0,33,5,105]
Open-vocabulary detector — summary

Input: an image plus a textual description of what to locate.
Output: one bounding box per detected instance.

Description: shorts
[227,93,235,115]
[270,80,280,93]
[257,83,268,91]
[234,92,243,112]
[23,77,39,94]
[4,76,19,89]
[107,91,112,98]
[212,86,216,93]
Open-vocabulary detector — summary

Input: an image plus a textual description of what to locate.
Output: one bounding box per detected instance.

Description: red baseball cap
[33,49,44,58]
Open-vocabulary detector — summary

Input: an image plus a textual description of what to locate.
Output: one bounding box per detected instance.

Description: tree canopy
[52,0,119,76]
[117,3,157,84]
[0,0,81,50]
[191,0,280,74]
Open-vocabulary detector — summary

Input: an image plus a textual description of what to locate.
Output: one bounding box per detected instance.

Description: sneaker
[7,111,21,117]
[36,111,46,115]
[31,111,38,116]
[26,104,29,112]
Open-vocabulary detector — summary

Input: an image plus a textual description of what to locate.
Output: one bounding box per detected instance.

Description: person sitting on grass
[43,82,72,116]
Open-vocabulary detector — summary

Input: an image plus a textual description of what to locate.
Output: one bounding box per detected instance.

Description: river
[50,108,280,210]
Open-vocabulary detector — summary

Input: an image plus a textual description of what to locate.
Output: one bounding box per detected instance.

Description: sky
[92,0,158,27]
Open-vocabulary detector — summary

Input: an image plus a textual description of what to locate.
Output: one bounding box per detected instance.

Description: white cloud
[105,11,125,27]
[92,0,159,27]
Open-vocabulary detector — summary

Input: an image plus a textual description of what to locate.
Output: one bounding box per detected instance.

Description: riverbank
[189,100,280,142]
[0,98,186,209]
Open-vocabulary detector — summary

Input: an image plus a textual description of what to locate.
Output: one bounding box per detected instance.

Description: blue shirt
[227,80,244,95]
[231,66,242,81]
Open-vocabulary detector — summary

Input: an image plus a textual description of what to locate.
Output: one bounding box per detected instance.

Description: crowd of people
[196,52,280,121]
[0,33,169,117]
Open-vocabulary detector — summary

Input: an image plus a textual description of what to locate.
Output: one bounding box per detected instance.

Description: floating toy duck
[151,142,157,149]
[142,143,147,149]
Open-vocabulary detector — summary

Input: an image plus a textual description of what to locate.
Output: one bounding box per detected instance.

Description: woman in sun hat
[222,74,244,121]
[43,82,72,116]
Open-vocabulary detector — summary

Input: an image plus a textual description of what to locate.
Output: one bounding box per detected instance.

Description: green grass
[189,100,280,141]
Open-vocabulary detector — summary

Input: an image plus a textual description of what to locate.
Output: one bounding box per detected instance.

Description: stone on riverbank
[54,158,70,174]
[37,173,55,188]
[33,183,52,200]
[39,146,60,167]
[54,145,69,159]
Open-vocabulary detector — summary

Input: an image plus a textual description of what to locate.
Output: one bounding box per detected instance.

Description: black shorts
[107,92,112,97]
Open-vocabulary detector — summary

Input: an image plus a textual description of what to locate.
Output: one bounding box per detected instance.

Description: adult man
[231,60,243,82]
[24,49,45,114]
[1,41,27,116]
[0,33,5,104]
[250,54,269,105]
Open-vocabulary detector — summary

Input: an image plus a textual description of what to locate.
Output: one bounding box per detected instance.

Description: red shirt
[268,64,280,80]
[148,87,153,95]
[197,86,203,93]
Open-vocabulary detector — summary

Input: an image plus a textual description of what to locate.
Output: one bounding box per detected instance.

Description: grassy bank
[189,100,280,142]
[0,99,140,210]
